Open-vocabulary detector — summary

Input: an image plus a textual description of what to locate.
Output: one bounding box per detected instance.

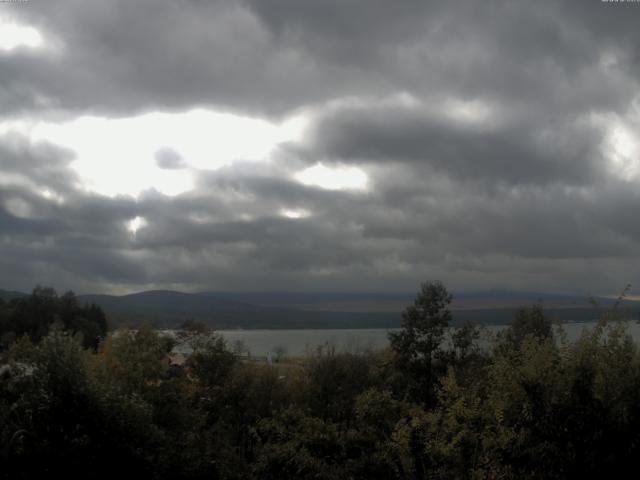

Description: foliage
[3,282,640,479]
[499,302,553,349]
[304,348,374,425]
[0,286,107,350]
[388,281,453,405]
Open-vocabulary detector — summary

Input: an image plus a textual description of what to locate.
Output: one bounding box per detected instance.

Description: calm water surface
[211,321,640,357]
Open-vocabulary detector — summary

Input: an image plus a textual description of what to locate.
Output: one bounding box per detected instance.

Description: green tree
[0,287,107,351]
[388,281,452,405]
[305,349,373,425]
[497,303,553,354]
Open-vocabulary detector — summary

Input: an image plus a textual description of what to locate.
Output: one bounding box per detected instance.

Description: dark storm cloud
[0,135,138,237]
[0,136,369,290]
[302,103,603,186]
[243,0,440,68]
[1,0,634,119]
[1,0,379,118]
[2,137,640,293]
[0,133,79,193]
[0,135,144,290]
[2,0,640,294]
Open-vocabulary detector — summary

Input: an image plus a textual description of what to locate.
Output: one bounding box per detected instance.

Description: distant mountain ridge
[0,289,28,301]
[2,288,637,329]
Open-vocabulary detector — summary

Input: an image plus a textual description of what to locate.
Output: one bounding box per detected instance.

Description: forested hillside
[2,282,640,478]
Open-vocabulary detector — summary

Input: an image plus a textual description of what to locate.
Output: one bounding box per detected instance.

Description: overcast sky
[1,0,640,295]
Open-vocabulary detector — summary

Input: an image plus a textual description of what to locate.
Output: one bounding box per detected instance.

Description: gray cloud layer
[2,0,640,294]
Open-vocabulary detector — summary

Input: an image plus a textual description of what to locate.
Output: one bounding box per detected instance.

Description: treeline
[1,282,640,479]
[0,286,107,350]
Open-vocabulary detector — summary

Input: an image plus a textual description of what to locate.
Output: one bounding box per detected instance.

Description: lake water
[212,321,640,357]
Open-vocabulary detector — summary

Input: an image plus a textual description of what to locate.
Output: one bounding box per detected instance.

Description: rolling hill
[2,288,638,329]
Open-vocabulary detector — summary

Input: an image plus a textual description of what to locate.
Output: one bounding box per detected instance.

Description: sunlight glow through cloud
[0,15,43,51]
[5,109,309,197]
[279,208,311,219]
[443,98,496,125]
[603,118,640,181]
[127,216,147,237]
[294,163,368,191]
